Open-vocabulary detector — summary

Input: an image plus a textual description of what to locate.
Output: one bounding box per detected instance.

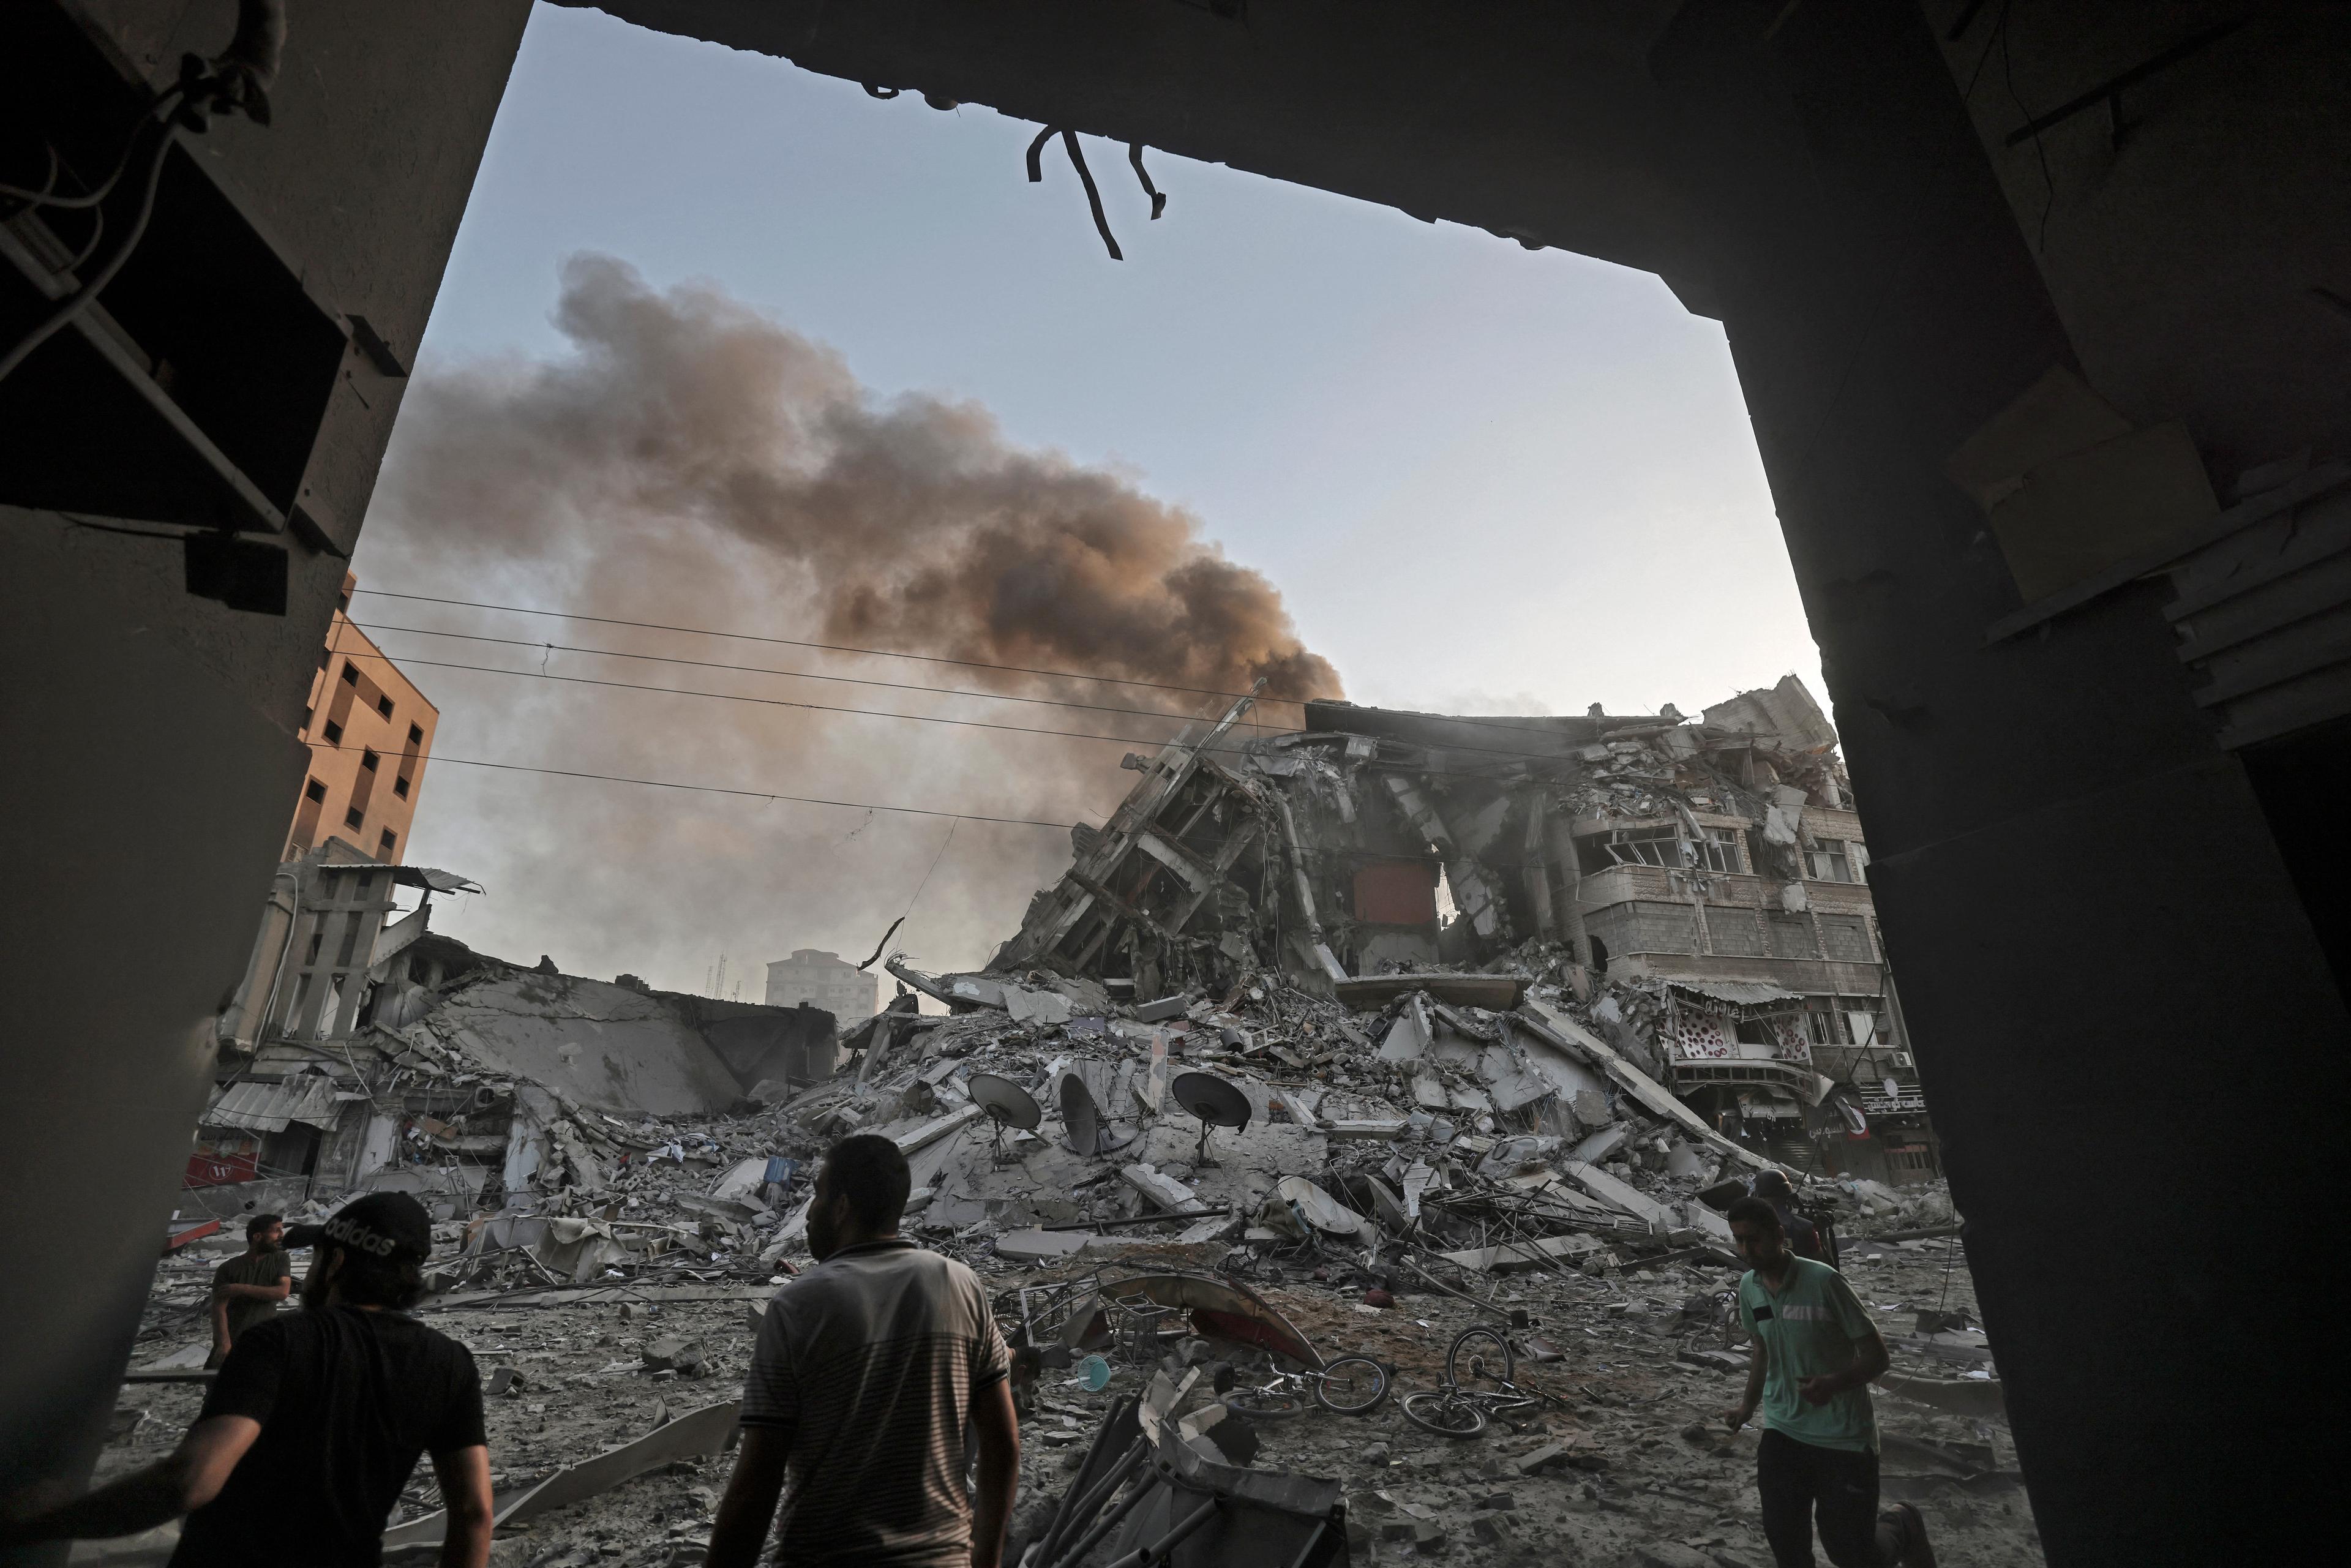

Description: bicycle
[1398,1316,1559,1438]
[1445,1309,1561,1395]
[1397,1383,1540,1439]
[1220,1356,1392,1418]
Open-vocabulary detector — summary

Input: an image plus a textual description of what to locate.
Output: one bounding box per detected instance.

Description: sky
[362,2,1822,993]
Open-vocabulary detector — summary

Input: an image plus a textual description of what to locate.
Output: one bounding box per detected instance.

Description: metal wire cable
[344,589,1648,752]
[0,118,175,386]
[326,643,1648,780]
[293,740,1085,830]
[343,619,1258,730]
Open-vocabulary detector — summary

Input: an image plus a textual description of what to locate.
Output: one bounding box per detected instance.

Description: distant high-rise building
[285,575,437,865]
[764,949,879,1022]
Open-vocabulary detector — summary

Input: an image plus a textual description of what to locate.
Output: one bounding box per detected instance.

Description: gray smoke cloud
[355,255,1341,994]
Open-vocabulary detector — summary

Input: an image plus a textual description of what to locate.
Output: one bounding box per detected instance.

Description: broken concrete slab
[1276,1175,1367,1237]
[1003,986,1073,1026]
[1520,997,1779,1174]
[1120,1163,1199,1211]
[1324,1119,1410,1140]
[1378,996,1433,1062]
[380,1400,742,1550]
[1338,973,1526,1011]
[1572,1123,1631,1163]
[1879,1371,2008,1418]
[1438,1232,1603,1274]
[995,1228,1093,1264]
[893,1103,985,1155]
[416,972,748,1116]
[1559,1159,1676,1230]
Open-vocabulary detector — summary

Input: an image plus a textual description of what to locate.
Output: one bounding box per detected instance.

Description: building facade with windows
[1566,695,1937,1183]
[285,577,437,865]
[763,949,879,1025]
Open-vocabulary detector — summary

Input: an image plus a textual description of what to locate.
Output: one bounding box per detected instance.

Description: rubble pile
[112,678,2034,1563]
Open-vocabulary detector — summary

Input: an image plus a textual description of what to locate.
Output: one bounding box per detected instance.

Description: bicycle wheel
[1311,1356,1391,1415]
[1448,1325,1515,1394]
[1400,1390,1488,1438]
[1224,1386,1308,1420]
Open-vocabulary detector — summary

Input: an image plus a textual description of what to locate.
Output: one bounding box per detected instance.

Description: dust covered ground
[103,1221,2045,1567]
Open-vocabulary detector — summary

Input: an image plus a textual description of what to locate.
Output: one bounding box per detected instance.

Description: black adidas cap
[293,1192,433,1262]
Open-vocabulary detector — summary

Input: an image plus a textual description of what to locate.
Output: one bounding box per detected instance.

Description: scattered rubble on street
[110,681,2045,1566]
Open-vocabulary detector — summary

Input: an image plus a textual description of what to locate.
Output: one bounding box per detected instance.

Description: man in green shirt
[1720,1196,1935,1567]
[208,1213,291,1368]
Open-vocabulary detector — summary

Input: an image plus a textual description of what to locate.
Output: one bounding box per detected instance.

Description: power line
[343,619,1267,732]
[350,587,1313,709]
[296,740,1084,830]
[345,587,1622,749]
[328,647,1245,757]
[327,642,1614,776]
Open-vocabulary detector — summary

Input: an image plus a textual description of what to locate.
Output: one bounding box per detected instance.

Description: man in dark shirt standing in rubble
[1752,1169,1828,1262]
[208,1212,292,1367]
[708,1133,1022,1568]
[1,1193,492,1568]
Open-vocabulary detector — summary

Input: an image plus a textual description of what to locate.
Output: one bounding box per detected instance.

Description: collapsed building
[116,680,2013,1567]
[181,840,839,1229]
[989,677,1932,1184]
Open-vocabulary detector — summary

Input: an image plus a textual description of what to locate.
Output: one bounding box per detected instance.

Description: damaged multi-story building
[991,677,1933,1183]
[186,841,846,1225]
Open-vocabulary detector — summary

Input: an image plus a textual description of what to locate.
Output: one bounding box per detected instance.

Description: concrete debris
[111,678,2041,1566]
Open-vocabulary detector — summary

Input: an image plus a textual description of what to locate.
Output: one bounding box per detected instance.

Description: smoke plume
[358,255,1340,992]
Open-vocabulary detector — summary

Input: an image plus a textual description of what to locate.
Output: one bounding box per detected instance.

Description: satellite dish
[1171,1071,1251,1168]
[969,1074,1042,1165]
[1060,1073,1103,1155]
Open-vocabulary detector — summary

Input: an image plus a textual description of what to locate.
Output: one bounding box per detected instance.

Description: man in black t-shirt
[0,1193,492,1568]
[1752,1169,1828,1263]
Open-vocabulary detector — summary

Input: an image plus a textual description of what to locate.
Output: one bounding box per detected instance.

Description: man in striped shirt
[709,1135,1019,1568]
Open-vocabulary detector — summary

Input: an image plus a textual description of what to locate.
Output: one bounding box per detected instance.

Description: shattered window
[1610,833,1685,868]
[1805,839,1853,881]
[1698,828,1745,874]
[1804,1008,1847,1046]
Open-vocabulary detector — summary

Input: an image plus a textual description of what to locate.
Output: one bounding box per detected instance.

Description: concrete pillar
[0,9,531,1542]
[1,519,310,1529]
[1520,790,1558,941]
[1651,5,2347,1562]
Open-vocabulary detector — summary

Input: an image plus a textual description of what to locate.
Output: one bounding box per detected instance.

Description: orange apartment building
[284,577,437,864]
